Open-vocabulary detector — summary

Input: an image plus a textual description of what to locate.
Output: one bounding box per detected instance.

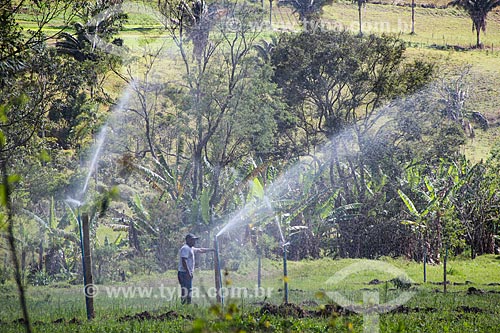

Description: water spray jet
[81,125,108,199]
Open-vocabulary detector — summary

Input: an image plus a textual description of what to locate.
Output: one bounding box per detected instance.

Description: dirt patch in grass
[12,311,193,325]
[259,302,309,318]
[13,317,82,325]
[118,310,192,322]
[467,286,486,295]
[258,301,492,318]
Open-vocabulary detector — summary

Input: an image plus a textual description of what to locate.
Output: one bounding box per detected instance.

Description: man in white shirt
[178,233,214,304]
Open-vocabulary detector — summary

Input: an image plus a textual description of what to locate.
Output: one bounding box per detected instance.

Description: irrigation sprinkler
[213,235,224,305]
[77,209,88,317]
[77,210,95,320]
[282,241,290,303]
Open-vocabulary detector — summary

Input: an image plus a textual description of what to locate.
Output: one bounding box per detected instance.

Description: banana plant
[398,177,443,282]
[135,148,217,228]
[398,158,474,283]
[127,194,159,237]
[22,197,80,276]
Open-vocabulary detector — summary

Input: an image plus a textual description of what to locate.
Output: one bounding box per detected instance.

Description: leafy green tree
[272,31,433,196]
[253,36,278,64]
[0,2,123,329]
[0,0,76,74]
[449,0,500,48]
[154,1,286,226]
[398,158,480,263]
[271,31,430,141]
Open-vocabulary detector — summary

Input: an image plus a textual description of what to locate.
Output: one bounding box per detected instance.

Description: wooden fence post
[82,213,95,319]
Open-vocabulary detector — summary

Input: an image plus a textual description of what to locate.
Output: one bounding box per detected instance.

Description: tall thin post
[358,3,363,36]
[423,242,427,283]
[443,245,448,294]
[269,0,272,27]
[214,236,224,305]
[81,213,95,319]
[411,0,415,34]
[257,231,262,289]
[283,244,288,303]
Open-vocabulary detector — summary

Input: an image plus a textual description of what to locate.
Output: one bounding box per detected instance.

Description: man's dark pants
[178,271,192,304]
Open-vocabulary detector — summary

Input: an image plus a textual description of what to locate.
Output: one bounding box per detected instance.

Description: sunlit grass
[1,256,500,332]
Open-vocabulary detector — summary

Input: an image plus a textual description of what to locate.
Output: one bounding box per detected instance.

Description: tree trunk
[145,116,156,159]
[358,4,363,36]
[411,0,415,34]
[4,161,32,333]
[476,24,481,48]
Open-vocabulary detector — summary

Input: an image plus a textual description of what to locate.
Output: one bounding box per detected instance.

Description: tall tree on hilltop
[449,0,500,48]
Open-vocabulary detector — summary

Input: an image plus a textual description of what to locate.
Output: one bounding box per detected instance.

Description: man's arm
[193,247,215,254]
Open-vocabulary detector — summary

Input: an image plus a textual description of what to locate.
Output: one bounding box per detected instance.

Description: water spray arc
[81,125,108,197]
[215,190,297,303]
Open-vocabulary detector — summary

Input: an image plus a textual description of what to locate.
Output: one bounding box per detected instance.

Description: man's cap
[185,233,199,241]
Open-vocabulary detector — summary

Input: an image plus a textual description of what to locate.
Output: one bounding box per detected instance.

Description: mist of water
[264,196,285,244]
[214,82,439,239]
[81,125,108,196]
[215,127,359,238]
[68,83,132,205]
[65,198,83,208]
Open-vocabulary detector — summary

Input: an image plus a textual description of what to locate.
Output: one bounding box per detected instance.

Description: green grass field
[1,256,500,332]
